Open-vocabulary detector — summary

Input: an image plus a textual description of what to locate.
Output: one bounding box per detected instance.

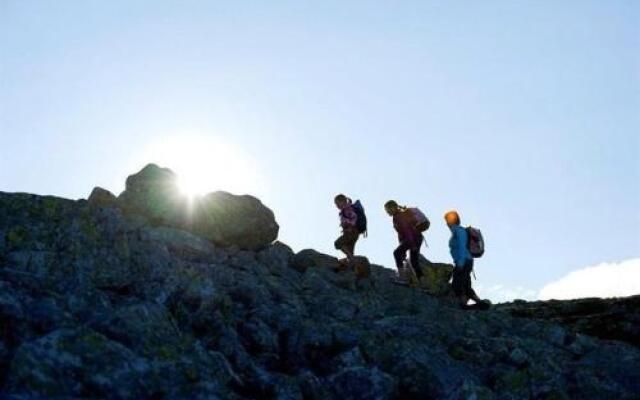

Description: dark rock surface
[0,171,639,399]
[497,295,640,348]
[116,163,279,250]
[88,186,117,208]
[419,256,454,296]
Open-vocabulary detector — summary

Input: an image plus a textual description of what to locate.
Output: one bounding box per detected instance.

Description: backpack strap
[421,233,428,248]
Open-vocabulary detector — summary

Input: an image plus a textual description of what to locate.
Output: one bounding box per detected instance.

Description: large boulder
[396,256,453,296]
[117,164,279,250]
[87,187,117,208]
[117,163,186,224]
[291,249,340,273]
[418,257,454,296]
[187,191,279,251]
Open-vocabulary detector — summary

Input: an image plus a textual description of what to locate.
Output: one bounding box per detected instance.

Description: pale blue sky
[1,1,639,301]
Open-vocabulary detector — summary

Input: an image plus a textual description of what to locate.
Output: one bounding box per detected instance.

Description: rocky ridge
[498,295,640,348]
[0,164,639,399]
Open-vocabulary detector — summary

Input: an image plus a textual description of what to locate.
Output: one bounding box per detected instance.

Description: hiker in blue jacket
[445,210,488,309]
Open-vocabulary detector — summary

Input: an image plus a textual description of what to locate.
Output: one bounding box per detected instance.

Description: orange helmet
[444,210,460,225]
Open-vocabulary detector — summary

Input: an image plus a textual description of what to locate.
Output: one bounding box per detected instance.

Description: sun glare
[137,135,264,198]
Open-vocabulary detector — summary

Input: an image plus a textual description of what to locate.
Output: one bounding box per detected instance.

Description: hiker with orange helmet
[445,210,490,310]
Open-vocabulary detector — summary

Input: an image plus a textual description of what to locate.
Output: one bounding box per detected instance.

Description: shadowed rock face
[187,191,279,251]
[117,163,184,222]
[497,296,640,348]
[115,163,279,250]
[0,174,639,399]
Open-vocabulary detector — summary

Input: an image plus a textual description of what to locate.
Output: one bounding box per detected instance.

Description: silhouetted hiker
[385,200,428,288]
[334,194,367,268]
[445,210,490,310]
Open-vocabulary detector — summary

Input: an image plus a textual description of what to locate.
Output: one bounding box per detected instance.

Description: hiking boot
[390,273,406,283]
[462,300,492,311]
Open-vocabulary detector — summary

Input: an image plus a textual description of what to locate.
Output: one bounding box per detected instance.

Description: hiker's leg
[464,260,481,303]
[393,244,408,271]
[334,236,344,252]
[469,290,482,304]
[409,248,423,278]
[340,245,354,261]
[452,267,465,304]
[339,231,360,270]
[348,233,359,258]
[335,233,355,262]
[409,238,423,278]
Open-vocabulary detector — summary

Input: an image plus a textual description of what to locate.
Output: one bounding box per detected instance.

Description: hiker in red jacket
[334,194,360,267]
[385,200,424,286]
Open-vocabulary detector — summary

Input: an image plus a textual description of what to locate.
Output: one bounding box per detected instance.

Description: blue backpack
[352,200,368,235]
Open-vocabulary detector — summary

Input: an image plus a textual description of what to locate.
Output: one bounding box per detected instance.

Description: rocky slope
[0,164,639,399]
[498,296,640,348]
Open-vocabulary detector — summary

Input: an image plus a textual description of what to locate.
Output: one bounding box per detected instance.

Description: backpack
[466,226,485,258]
[409,207,430,232]
[352,200,368,234]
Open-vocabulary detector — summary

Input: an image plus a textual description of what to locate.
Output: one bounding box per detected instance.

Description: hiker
[384,200,426,287]
[445,210,489,310]
[334,194,366,267]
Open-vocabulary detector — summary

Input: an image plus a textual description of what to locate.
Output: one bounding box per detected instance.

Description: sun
[137,134,264,198]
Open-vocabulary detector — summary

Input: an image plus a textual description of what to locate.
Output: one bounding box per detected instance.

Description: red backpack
[466,226,485,258]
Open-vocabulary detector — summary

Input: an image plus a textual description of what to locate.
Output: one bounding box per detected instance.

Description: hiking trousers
[334,229,359,255]
[393,236,424,278]
[452,259,477,298]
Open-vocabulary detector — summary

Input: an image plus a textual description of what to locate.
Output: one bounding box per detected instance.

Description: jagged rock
[327,367,397,400]
[396,256,453,295]
[257,241,294,274]
[117,164,279,250]
[117,163,185,223]
[1,187,639,399]
[90,302,183,358]
[353,256,371,279]
[6,328,151,398]
[187,191,279,251]
[507,347,529,367]
[418,256,453,296]
[291,249,340,272]
[88,186,117,208]
[497,295,640,348]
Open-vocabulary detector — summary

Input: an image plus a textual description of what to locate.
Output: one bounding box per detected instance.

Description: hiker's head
[334,194,350,209]
[384,200,399,216]
[444,210,460,226]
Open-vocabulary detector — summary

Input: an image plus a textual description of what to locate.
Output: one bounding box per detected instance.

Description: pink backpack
[409,207,430,232]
